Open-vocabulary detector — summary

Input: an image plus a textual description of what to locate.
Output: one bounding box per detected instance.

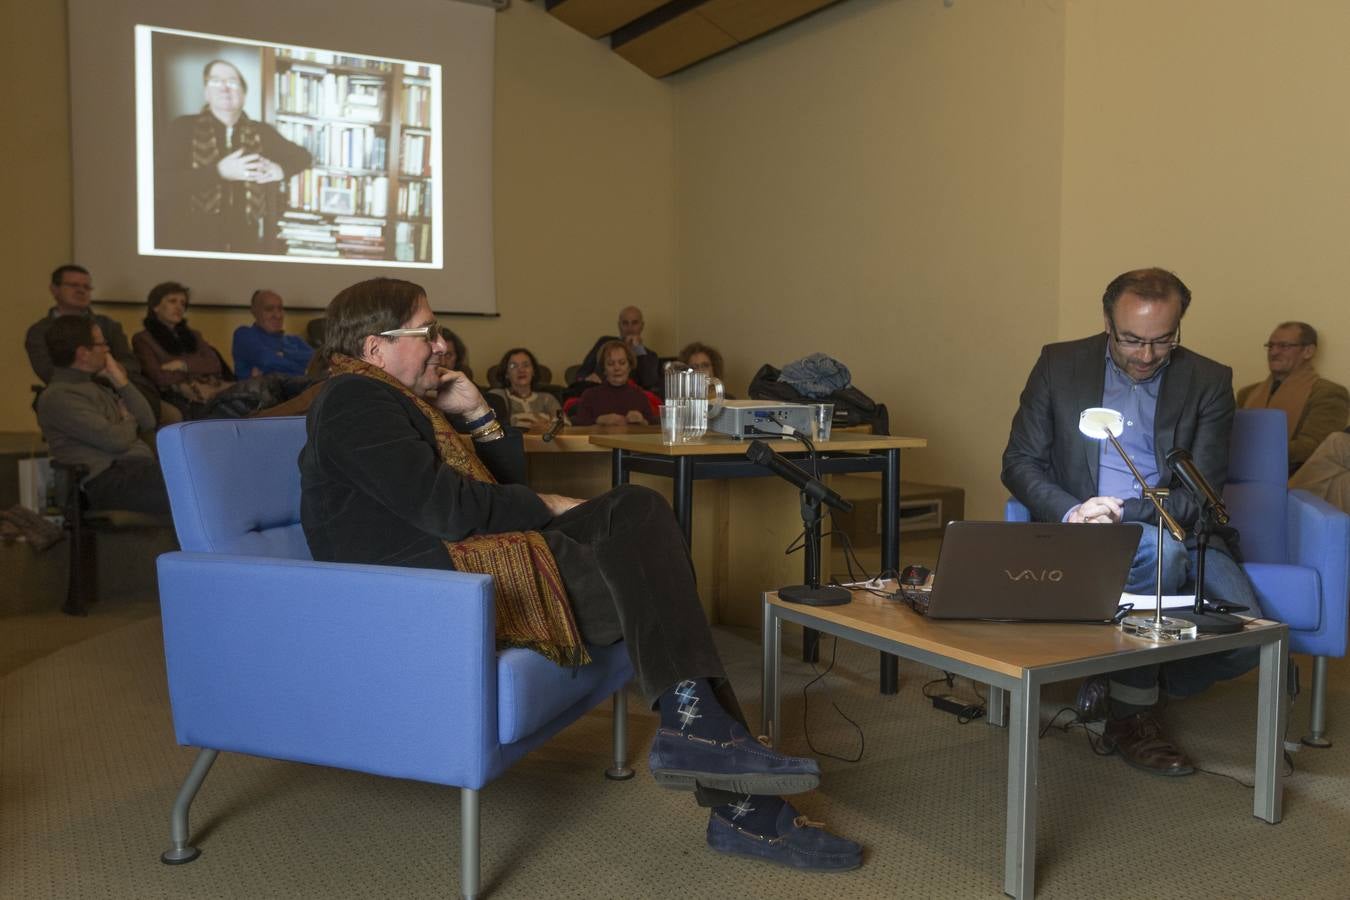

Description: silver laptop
[920,521,1142,622]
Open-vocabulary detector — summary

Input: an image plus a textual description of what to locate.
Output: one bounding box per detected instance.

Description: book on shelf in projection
[274,69,389,122]
[398,132,430,176]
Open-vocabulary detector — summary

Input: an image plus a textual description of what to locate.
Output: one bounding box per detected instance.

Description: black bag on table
[747,363,889,435]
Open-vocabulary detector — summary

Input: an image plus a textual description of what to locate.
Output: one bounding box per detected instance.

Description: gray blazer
[1001,333,1236,546]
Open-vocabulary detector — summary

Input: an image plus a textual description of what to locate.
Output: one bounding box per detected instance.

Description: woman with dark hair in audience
[679,342,725,378]
[680,341,734,399]
[488,347,561,429]
[569,340,658,426]
[132,281,231,418]
[438,326,474,384]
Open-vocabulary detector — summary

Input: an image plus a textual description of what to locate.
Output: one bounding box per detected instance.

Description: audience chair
[50,460,171,616]
[153,418,634,898]
[1004,408,1350,746]
[305,317,326,349]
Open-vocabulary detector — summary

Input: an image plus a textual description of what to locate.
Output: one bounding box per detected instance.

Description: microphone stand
[779,492,851,607]
[1097,431,1198,640]
[1166,501,1245,634]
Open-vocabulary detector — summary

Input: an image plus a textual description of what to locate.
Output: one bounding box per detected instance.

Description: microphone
[540,410,566,443]
[745,440,854,513]
[1164,447,1230,525]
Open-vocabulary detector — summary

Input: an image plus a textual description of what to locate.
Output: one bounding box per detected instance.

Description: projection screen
[68,0,497,313]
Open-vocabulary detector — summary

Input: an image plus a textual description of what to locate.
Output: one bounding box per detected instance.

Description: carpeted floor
[3,605,1350,898]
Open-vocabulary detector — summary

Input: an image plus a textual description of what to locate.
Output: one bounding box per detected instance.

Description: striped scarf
[327,354,589,667]
[190,110,269,232]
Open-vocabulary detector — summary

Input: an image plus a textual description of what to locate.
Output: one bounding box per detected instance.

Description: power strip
[931,694,984,719]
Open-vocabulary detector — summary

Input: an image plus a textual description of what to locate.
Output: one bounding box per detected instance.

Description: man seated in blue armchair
[1002,267,1262,778]
[299,277,861,872]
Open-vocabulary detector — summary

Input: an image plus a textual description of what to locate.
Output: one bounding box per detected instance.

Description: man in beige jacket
[1237,322,1348,475]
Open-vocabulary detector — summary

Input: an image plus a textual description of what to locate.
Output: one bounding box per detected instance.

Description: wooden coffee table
[760,588,1288,898]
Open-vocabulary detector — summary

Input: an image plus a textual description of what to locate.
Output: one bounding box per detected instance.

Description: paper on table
[1121,592,1195,611]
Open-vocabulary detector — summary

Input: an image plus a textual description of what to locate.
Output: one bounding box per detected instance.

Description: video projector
[708,400,816,440]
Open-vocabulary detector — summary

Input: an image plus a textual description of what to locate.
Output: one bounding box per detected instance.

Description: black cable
[800,635,865,762]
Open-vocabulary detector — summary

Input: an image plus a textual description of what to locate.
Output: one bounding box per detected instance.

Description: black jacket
[300,375,549,570]
[1001,333,1235,542]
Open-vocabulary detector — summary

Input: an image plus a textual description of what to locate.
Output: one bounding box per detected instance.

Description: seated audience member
[488,347,562,428]
[299,277,860,871]
[679,342,724,380]
[133,282,231,419]
[36,316,169,514]
[569,340,659,426]
[231,289,314,378]
[252,352,331,419]
[1237,322,1349,475]
[26,264,163,421]
[438,326,474,384]
[1290,429,1350,512]
[572,305,662,396]
[678,341,734,398]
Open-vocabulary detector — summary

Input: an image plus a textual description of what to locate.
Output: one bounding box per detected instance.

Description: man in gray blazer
[1002,267,1260,777]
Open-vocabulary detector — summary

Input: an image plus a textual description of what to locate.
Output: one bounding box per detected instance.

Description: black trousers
[541,484,742,719]
[83,458,171,515]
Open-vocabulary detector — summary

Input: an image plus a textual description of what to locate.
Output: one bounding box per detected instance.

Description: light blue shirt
[1098,348,1167,500]
[1062,348,1170,522]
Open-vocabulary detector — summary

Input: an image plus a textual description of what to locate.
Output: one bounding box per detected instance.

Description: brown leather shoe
[1102,713,1194,776]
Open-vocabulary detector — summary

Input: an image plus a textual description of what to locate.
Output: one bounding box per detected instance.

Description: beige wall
[1,0,73,430]
[674,0,1350,519]
[672,0,1066,519]
[0,0,674,428]
[1059,0,1350,397]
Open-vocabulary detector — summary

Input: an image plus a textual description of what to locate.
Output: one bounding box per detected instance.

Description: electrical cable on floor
[800,635,865,762]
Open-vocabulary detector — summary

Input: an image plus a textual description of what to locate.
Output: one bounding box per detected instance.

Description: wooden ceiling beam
[545,0,672,39]
[543,0,850,78]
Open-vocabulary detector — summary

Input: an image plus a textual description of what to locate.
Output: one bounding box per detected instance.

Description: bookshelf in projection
[270,49,437,263]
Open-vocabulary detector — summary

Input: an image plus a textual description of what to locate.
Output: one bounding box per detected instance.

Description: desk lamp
[1078,408,1198,641]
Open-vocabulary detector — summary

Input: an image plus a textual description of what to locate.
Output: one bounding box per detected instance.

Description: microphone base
[1120,614,1199,641]
[780,584,852,607]
[1167,609,1246,635]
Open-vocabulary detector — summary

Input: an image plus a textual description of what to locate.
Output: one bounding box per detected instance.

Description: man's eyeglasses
[1109,321,1181,352]
[60,281,92,291]
[206,78,243,89]
[505,361,532,370]
[378,323,440,342]
[1264,341,1308,351]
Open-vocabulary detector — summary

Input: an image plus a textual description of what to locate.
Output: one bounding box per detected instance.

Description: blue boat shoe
[648,723,821,795]
[707,801,862,871]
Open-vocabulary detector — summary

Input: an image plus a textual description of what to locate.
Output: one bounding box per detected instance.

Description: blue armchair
[1006,408,1350,745]
[154,417,635,898]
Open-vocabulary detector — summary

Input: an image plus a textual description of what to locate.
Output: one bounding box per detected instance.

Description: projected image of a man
[156,59,312,254]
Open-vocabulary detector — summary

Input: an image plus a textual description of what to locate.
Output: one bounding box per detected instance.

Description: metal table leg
[879,448,901,693]
[674,456,693,549]
[1003,675,1038,898]
[988,685,1008,728]
[1254,631,1288,823]
[761,597,782,747]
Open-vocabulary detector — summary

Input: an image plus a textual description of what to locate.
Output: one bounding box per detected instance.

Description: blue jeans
[1110,526,1262,709]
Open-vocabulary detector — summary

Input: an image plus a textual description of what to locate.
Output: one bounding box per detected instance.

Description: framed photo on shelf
[319,187,356,216]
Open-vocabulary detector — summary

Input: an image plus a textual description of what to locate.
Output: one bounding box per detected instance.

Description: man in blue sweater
[231,289,314,379]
